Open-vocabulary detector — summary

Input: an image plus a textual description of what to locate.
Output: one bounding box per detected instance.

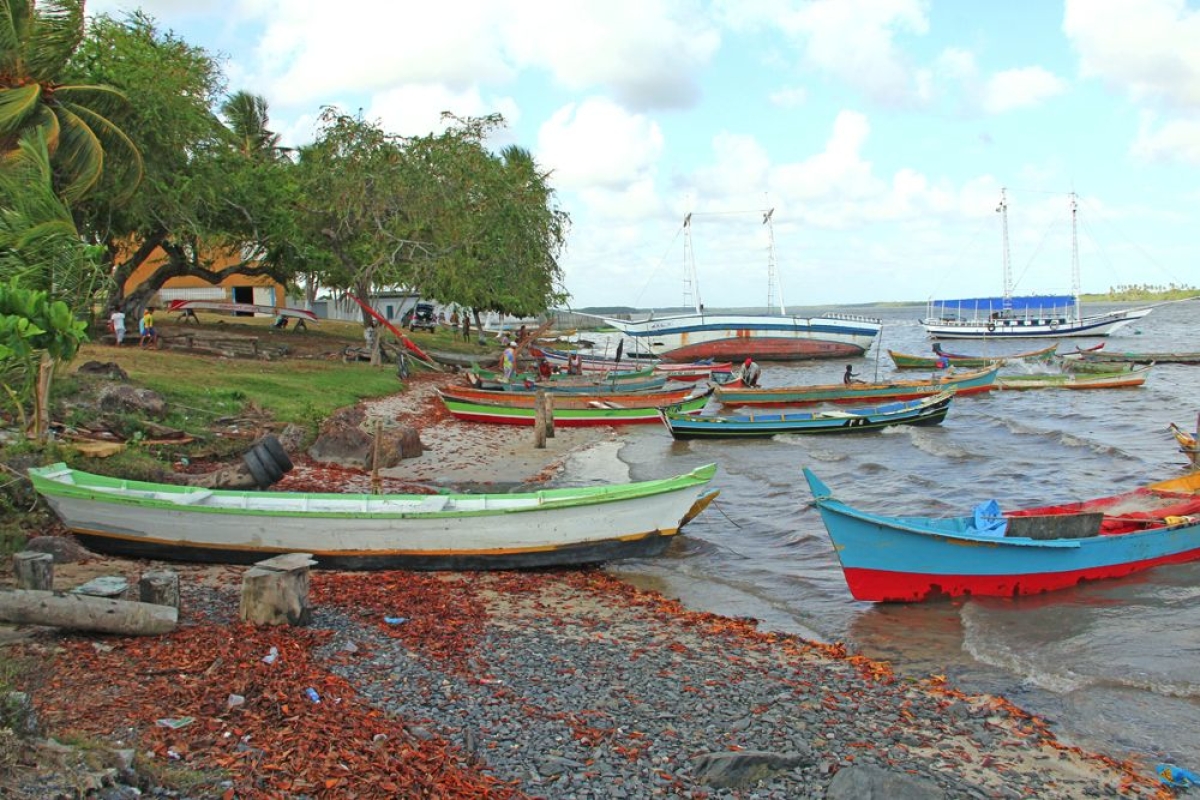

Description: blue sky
[86,0,1200,309]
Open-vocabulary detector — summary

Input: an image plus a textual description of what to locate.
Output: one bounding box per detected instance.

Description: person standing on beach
[501,344,517,382]
[139,308,159,349]
[462,315,471,342]
[109,309,126,346]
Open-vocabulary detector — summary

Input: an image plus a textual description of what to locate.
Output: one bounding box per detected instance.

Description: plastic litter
[1158,763,1200,788]
[305,688,321,703]
[227,694,245,708]
[155,716,195,729]
[384,616,409,625]
[262,646,279,664]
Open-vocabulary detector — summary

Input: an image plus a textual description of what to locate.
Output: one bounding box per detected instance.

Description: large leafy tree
[68,13,296,313]
[0,133,95,439]
[0,0,141,202]
[412,116,569,327]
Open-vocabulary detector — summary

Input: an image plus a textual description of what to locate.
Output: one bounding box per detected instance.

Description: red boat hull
[659,338,863,363]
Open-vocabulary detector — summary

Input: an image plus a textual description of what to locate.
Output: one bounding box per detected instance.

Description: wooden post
[239,553,317,626]
[138,570,180,609]
[534,391,547,449]
[12,552,53,591]
[545,392,555,439]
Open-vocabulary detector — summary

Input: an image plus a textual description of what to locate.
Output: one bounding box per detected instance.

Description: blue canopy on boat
[930,295,1075,315]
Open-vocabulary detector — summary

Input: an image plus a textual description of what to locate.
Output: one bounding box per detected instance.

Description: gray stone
[690,750,813,789]
[23,535,91,563]
[826,763,947,800]
[97,384,167,419]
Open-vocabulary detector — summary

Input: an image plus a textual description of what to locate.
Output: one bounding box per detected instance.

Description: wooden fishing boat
[888,343,1057,370]
[995,365,1151,390]
[470,364,656,385]
[533,346,733,381]
[440,389,711,427]
[442,384,696,409]
[803,467,1200,602]
[1064,349,1200,365]
[661,392,953,439]
[713,366,999,407]
[28,462,719,570]
[467,371,668,394]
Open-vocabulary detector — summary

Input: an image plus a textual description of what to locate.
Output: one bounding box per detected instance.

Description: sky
[85,0,1200,310]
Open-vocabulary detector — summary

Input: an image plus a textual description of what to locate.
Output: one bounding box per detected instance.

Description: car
[404,302,437,333]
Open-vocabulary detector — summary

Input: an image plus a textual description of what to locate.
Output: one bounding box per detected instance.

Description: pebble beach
[3,374,1171,798]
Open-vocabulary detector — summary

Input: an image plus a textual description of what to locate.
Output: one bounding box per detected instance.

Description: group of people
[108,307,159,349]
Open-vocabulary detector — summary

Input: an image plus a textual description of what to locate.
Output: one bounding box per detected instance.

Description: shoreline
[2,374,1167,797]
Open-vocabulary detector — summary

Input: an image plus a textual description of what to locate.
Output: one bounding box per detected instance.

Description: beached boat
[467,371,669,394]
[803,467,1200,602]
[888,343,1057,370]
[535,347,731,383]
[440,389,711,427]
[470,364,658,386]
[713,366,999,407]
[27,463,719,570]
[995,365,1151,390]
[661,392,953,439]
[921,191,1153,339]
[582,213,882,361]
[441,384,696,410]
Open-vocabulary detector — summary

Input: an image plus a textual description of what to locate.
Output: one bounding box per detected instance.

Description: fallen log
[0,590,178,636]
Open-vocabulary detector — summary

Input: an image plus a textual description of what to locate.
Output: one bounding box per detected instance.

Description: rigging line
[622,222,687,309]
[687,208,773,218]
[1075,194,1187,286]
[710,497,745,529]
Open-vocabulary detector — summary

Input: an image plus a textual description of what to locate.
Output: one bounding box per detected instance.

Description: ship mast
[764,208,786,314]
[1069,191,1081,319]
[682,213,703,315]
[998,188,1012,311]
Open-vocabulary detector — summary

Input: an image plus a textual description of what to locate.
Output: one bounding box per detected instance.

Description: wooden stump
[138,570,180,609]
[239,553,317,626]
[545,393,555,439]
[12,552,53,591]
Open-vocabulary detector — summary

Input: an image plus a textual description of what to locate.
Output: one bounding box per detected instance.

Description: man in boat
[537,358,553,380]
[844,365,864,385]
[741,357,761,387]
[567,352,583,375]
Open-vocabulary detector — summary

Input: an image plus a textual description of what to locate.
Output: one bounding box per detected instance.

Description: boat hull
[29,463,719,570]
[598,313,882,362]
[442,385,695,409]
[995,365,1151,390]
[921,307,1152,339]
[888,343,1057,369]
[440,390,711,426]
[714,367,998,406]
[804,468,1200,602]
[662,393,952,439]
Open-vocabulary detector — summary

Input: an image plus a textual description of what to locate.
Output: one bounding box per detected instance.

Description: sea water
[583,299,1200,768]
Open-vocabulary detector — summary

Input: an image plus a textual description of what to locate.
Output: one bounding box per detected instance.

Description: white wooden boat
[28,463,719,570]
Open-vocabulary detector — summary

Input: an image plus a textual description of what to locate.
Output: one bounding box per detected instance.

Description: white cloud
[1132,113,1200,164]
[1064,0,1200,108]
[537,98,664,192]
[982,67,1068,113]
[769,85,808,107]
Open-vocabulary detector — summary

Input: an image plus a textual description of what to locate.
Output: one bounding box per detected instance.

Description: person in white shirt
[109,309,126,346]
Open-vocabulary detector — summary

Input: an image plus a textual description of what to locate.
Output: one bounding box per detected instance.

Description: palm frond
[21,0,82,82]
[0,83,42,138]
[64,99,143,198]
[46,102,101,202]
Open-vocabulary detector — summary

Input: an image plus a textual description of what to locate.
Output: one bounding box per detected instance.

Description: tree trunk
[28,352,54,441]
[12,552,53,591]
[0,590,177,635]
[239,553,316,626]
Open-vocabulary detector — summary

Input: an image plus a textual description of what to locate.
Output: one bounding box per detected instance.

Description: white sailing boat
[921,190,1153,339]
[593,211,882,362]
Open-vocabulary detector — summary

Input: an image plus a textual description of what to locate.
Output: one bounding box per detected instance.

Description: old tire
[258,435,294,474]
[243,448,283,488]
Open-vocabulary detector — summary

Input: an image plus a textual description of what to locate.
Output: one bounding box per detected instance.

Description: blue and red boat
[804,468,1200,602]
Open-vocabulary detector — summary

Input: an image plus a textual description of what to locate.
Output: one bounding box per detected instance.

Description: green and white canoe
[28,462,719,570]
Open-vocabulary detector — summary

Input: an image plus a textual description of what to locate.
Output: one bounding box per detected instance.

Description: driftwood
[138,571,180,609]
[0,590,178,636]
[12,552,53,591]
[239,553,316,626]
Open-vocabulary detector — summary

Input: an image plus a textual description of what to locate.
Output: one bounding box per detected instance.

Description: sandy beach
[1,375,1169,798]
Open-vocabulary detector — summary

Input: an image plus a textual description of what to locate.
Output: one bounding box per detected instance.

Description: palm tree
[0,0,142,202]
[221,90,283,159]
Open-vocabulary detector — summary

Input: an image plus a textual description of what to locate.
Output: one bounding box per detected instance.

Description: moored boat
[441,384,696,409]
[920,191,1153,339]
[439,388,711,426]
[995,365,1151,390]
[28,462,719,570]
[888,343,1057,370]
[713,366,999,407]
[804,467,1200,602]
[661,392,953,439]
